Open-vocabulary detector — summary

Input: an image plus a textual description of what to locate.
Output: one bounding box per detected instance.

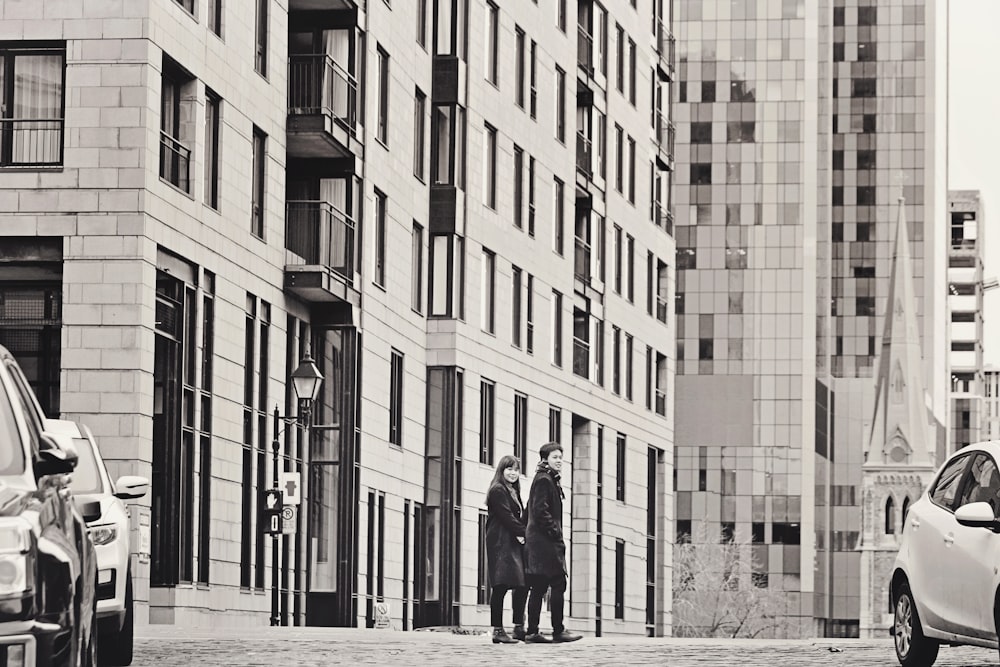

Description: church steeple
[865,196,934,468]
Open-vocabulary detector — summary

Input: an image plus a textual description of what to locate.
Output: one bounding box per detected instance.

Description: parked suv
[891,441,1000,666]
[0,345,98,665]
[45,419,147,666]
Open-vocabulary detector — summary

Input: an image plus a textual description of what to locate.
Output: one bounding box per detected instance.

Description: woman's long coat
[524,468,567,578]
[486,483,526,588]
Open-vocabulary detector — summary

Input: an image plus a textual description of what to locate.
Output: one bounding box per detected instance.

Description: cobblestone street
[132,625,1000,666]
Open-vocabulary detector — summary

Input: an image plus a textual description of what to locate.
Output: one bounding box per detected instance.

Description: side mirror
[77,500,103,524]
[114,475,150,500]
[955,501,1000,531]
[35,434,76,477]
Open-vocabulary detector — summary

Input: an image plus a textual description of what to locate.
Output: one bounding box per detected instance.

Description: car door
[907,452,972,635]
[949,452,1000,639]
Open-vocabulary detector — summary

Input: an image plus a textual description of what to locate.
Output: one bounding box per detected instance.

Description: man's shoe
[551,630,582,643]
[492,628,519,644]
[524,632,553,644]
[512,624,526,641]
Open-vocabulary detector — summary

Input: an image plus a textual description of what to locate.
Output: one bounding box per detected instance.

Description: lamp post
[270,351,323,626]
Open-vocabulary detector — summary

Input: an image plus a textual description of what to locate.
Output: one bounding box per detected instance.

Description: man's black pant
[489,585,528,627]
[526,574,567,634]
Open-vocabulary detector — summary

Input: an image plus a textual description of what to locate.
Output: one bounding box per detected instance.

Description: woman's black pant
[489,584,528,627]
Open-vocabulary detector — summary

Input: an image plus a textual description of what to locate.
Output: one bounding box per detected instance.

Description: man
[523,441,582,643]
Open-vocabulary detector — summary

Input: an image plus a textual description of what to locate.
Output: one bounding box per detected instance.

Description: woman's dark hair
[486,455,521,501]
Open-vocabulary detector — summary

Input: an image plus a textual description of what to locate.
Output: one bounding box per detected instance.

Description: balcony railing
[0,118,64,166]
[577,25,593,75]
[288,54,358,135]
[574,236,591,283]
[656,112,675,162]
[656,18,676,78]
[285,200,356,281]
[159,131,191,192]
[655,389,667,416]
[656,295,668,324]
[576,131,592,181]
[573,337,590,378]
[655,203,675,234]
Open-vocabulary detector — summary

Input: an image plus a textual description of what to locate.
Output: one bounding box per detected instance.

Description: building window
[616,433,626,502]
[374,189,387,287]
[548,406,561,443]
[484,123,497,209]
[553,177,565,254]
[377,46,390,144]
[412,222,424,313]
[417,0,428,48]
[433,0,468,58]
[512,265,523,348]
[390,349,404,446]
[514,392,528,462]
[429,233,465,318]
[655,352,666,416]
[612,326,622,395]
[625,333,634,400]
[615,23,624,92]
[529,40,538,118]
[594,318,604,386]
[0,44,65,167]
[526,273,535,354]
[251,126,266,237]
[197,272,215,585]
[527,156,536,236]
[614,124,624,192]
[161,59,193,192]
[628,38,636,105]
[513,145,524,229]
[613,224,623,293]
[626,234,635,302]
[239,296,256,588]
[208,0,223,36]
[481,249,496,333]
[480,379,495,464]
[254,0,268,75]
[552,290,563,367]
[627,136,636,203]
[555,66,566,142]
[204,90,221,209]
[414,88,426,180]
[478,511,489,604]
[646,252,654,316]
[515,27,526,108]
[656,260,668,323]
[615,539,625,619]
[253,302,270,590]
[486,2,499,85]
[174,0,195,14]
[557,0,567,31]
[431,104,466,188]
[573,307,590,379]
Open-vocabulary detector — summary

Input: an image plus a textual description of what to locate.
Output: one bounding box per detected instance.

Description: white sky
[949,0,1000,366]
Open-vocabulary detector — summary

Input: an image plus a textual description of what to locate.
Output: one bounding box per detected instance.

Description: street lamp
[270,350,324,626]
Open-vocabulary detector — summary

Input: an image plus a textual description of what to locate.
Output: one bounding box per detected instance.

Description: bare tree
[672,521,787,638]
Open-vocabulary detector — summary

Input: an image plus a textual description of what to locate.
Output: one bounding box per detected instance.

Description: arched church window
[885,496,896,534]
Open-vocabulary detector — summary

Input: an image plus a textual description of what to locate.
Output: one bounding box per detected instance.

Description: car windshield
[69,436,105,495]
[0,381,26,476]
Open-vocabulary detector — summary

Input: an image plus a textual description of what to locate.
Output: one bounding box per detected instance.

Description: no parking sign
[374,602,390,629]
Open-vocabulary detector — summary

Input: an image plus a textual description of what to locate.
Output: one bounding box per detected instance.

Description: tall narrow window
[412,222,424,313]
[478,511,489,603]
[431,104,466,188]
[514,392,528,462]
[239,295,256,588]
[552,290,563,367]
[484,123,497,209]
[515,27,526,108]
[548,406,561,443]
[204,90,221,210]
[616,433,626,502]
[646,447,659,627]
[613,224,623,294]
[160,60,192,192]
[626,234,635,302]
[0,44,66,167]
[557,0,567,32]
[527,156,536,236]
[486,2,499,85]
[377,46,390,144]
[414,88,426,180]
[526,273,535,353]
[251,126,266,238]
[390,349,404,446]
[255,0,268,75]
[208,0,223,36]
[175,0,195,14]
[615,539,625,619]
[628,38,637,105]
[513,145,524,229]
[627,136,636,203]
[615,24,625,93]
[529,40,538,118]
[612,326,622,395]
[655,352,667,416]
[555,66,566,142]
[645,345,653,410]
[512,266,523,348]
[614,124,624,193]
[647,251,655,315]
[625,333,634,400]
[197,272,215,585]
[374,189,387,287]
[553,177,565,254]
[573,307,590,379]
[480,379,496,464]
[594,318,604,386]
[253,301,270,590]
[417,0,428,48]
[481,249,496,333]
[656,260,668,323]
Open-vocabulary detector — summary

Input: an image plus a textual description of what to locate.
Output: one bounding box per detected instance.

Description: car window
[68,436,105,495]
[4,360,43,457]
[956,453,1000,514]
[930,453,971,510]
[0,380,26,475]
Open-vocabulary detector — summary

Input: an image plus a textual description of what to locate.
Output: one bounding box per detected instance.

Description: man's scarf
[536,460,565,499]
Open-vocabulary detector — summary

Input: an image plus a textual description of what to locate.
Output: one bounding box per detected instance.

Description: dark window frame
[0,43,67,168]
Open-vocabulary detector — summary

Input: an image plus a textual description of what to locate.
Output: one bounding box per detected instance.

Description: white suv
[45,419,148,667]
[891,441,1000,666]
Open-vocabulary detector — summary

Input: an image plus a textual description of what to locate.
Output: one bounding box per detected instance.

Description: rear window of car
[69,436,105,495]
[0,381,27,475]
[930,454,970,509]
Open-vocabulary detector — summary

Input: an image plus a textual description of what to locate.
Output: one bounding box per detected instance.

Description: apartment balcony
[654,203,674,235]
[574,236,591,285]
[284,200,360,306]
[575,130,593,187]
[288,54,363,162]
[656,18,676,82]
[289,0,361,13]
[655,112,675,171]
[577,25,594,79]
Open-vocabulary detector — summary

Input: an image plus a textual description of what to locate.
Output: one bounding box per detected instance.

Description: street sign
[279,471,301,506]
[374,602,390,629]
[281,505,297,535]
[262,489,283,536]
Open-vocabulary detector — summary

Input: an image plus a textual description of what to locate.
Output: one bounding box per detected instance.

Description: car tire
[99,573,134,667]
[894,581,939,667]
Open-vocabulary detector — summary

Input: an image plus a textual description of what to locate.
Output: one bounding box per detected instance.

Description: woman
[485,455,528,644]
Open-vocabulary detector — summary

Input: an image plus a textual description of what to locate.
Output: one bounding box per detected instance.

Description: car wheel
[894,582,939,667]
[98,573,134,666]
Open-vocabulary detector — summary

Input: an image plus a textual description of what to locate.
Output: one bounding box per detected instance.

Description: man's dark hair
[539,441,563,461]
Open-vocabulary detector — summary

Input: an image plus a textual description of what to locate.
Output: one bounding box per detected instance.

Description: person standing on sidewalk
[485,455,529,644]
[523,442,582,643]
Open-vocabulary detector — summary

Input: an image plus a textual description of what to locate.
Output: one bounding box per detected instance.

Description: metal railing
[288,54,358,135]
[285,200,356,281]
[159,131,191,192]
[572,338,590,378]
[656,112,675,162]
[574,236,591,283]
[655,203,675,235]
[576,130,592,181]
[0,118,63,166]
[656,19,676,77]
[577,25,593,75]
[656,295,669,324]
[655,389,667,416]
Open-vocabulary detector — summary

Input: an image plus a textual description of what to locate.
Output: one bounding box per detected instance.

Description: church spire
[865,197,934,469]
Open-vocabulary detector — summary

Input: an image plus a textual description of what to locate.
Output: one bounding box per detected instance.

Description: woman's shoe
[512,624,526,641]
[492,627,519,644]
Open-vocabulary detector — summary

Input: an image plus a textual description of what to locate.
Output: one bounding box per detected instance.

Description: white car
[891,441,1000,666]
[44,419,148,667]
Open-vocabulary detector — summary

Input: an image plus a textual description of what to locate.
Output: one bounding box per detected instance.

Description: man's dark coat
[524,466,567,578]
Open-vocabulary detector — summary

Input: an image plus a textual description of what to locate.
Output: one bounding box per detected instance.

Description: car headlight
[89,525,118,547]
[0,518,32,598]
